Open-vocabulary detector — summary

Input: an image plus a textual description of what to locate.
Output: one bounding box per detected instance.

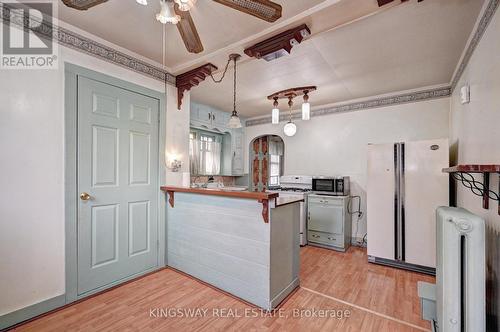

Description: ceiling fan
[61,0,283,54]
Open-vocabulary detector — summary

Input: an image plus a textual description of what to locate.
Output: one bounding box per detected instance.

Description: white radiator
[436,207,485,332]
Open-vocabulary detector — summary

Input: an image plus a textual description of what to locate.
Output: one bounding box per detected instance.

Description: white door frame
[64,63,167,303]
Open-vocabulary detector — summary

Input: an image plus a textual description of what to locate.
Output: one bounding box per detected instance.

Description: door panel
[308,202,343,234]
[77,76,159,295]
[367,143,395,261]
[404,139,449,268]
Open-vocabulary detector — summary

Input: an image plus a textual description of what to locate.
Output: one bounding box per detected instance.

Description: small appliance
[312,176,350,196]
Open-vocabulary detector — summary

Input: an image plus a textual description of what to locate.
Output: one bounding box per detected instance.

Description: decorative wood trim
[61,0,108,10]
[443,165,500,173]
[258,199,270,223]
[213,0,282,23]
[244,24,310,60]
[246,86,451,126]
[167,191,175,208]
[176,63,218,110]
[377,0,423,7]
[0,5,175,84]
[267,86,317,100]
[160,186,279,200]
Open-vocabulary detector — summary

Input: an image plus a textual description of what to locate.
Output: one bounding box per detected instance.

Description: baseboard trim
[0,267,166,331]
[0,295,66,331]
[368,256,436,276]
[269,278,300,310]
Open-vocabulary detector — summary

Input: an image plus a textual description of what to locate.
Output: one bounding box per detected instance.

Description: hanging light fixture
[227,54,243,128]
[156,0,181,25]
[302,90,310,121]
[136,0,148,5]
[272,97,280,124]
[283,96,297,137]
[174,0,197,11]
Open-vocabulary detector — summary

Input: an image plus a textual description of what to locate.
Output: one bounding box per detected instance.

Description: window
[189,130,221,175]
[269,154,281,186]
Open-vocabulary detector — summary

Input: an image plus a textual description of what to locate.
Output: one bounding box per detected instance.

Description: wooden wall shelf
[443,165,500,215]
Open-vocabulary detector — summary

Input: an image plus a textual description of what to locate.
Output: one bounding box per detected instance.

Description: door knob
[80,192,92,201]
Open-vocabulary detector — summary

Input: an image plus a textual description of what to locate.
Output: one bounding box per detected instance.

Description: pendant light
[227,54,242,128]
[283,96,297,137]
[302,90,310,121]
[271,97,280,124]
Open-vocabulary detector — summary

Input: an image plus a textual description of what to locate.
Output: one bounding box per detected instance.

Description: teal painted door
[77,76,159,295]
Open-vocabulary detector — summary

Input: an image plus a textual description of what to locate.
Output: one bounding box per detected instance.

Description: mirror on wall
[189,128,233,176]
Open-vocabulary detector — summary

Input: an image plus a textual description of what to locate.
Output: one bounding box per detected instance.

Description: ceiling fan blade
[61,0,108,10]
[174,4,204,54]
[213,0,282,23]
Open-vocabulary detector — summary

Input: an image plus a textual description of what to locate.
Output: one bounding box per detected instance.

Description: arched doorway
[249,135,285,191]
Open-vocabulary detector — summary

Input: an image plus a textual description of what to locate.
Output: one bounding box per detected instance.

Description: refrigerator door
[367,143,396,261]
[404,138,449,268]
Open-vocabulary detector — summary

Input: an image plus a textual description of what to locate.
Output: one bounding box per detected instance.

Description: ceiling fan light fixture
[174,0,197,11]
[156,0,181,25]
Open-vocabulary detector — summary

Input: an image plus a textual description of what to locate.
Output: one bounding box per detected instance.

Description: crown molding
[450,0,500,91]
[246,86,451,127]
[0,3,176,85]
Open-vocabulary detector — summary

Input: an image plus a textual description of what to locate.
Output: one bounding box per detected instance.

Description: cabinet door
[212,109,228,127]
[197,105,213,125]
[308,199,344,234]
[232,129,244,175]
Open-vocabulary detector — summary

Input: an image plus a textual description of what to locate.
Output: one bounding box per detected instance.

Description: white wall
[0,35,185,315]
[245,97,450,239]
[449,4,500,326]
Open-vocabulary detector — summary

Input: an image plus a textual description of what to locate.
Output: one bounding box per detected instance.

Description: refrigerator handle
[400,142,406,261]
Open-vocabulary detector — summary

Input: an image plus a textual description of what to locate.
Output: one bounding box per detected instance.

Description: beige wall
[245,97,451,240]
[449,4,500,327]
[0,29,184,315]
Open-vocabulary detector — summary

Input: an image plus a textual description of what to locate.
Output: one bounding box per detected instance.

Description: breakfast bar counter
[161,186,301,310]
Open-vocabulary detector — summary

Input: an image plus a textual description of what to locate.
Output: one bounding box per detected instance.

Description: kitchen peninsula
[161,186,302,310]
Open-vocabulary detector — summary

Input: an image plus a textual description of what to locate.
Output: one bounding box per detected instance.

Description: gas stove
[268,175,313,247]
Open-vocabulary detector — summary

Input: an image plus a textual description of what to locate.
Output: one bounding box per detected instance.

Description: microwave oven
[312,176,350,196]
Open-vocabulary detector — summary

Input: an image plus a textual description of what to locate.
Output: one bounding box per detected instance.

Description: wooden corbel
[167,191,174,208]
[258,199,269,223]
[176,63,217,110]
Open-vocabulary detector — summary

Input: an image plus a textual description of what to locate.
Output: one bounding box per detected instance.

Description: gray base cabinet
[307,195,351,252]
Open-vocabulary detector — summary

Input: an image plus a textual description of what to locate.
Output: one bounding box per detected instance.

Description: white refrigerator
[367,138,449,274]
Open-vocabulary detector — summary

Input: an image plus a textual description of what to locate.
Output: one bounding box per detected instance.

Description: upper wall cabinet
[190,102,231,131]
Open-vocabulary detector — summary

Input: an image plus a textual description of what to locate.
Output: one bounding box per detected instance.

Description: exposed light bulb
[136,0,147,5]
[283,122,297,137]
[302,102,310,120]
[156,0,181,25]
[174,0,197,11]
[272,107,280,124]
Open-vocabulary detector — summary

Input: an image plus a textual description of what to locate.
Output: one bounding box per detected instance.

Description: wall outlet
[460,85,470,104]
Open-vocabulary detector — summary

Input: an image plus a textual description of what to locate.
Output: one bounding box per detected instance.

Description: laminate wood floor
[11,247,434,332]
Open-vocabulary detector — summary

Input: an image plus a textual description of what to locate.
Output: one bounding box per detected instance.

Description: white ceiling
[58,0,326,69]
[58,0,485,118]
[190,0,484,117]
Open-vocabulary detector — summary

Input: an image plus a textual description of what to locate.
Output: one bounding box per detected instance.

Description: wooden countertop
[160,186,279,200]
